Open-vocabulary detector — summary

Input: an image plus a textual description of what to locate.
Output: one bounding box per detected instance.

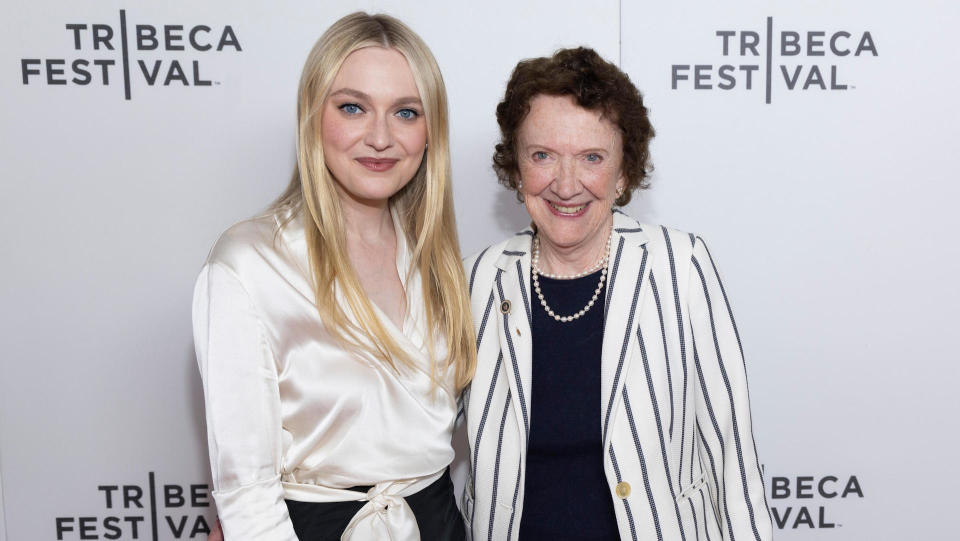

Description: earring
[616,185,624,197]
[518,179,523,191]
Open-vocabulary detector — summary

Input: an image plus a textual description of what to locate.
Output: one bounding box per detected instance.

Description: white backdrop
[621,1,960,538]
[1,1,957,540]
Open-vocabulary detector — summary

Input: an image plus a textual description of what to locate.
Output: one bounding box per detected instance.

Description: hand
[208,518,224,541]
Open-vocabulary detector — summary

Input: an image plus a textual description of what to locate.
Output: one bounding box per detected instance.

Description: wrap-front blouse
[192,208,457,540]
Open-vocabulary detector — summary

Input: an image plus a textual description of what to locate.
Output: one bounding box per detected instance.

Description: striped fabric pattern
[461,212,772,541]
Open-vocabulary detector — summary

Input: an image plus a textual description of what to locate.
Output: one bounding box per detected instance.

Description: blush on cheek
[320,117,352,154]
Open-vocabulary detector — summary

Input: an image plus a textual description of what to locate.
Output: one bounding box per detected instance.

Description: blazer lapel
[493,231,534,453]
[601,212,652,450]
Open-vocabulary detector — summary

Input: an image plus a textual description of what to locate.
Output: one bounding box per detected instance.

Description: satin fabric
[193,207,457,541]
[285,469,464,540]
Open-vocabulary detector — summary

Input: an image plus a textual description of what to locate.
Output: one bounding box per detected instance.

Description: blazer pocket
[676,472,707,502]
[675,476,724,539]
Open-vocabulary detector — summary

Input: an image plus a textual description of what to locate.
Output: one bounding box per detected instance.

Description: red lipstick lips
[355,157,399,172]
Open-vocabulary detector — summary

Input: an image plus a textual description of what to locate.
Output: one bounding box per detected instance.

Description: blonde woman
[193,12,474,541]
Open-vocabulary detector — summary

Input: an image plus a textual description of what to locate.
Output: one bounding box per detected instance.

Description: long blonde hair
[272,12,475,391]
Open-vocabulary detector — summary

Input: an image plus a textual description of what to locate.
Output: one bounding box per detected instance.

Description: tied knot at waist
[281,470,443,541]
[342,483,418,541]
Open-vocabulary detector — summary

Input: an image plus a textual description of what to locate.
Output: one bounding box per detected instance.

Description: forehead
[331,46,420,98]
[519,94,621,149]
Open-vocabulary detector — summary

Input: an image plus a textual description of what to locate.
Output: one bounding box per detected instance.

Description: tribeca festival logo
[20,9,241,100]
[671,16,877,104]
[767,472,864,530]
[55,472,213,540]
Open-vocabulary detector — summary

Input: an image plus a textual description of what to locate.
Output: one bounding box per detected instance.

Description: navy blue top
[518,269,620,540]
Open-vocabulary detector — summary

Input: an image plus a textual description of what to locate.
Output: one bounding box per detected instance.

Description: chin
[359,186,405,203]
[341,175,409,203]
[534,211,610,250]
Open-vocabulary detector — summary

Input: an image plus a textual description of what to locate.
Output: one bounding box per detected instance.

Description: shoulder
[462,229,533,298]
[611,210,705,266]
[464,229,532,272]
[203,212,299,279]
[462,236,514,272]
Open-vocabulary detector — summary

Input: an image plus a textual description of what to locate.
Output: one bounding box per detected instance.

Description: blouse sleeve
[687,237,773,541]
[193,263,299,541]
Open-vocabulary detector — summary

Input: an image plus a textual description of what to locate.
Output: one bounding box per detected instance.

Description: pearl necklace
[531,231,612,323]
[536,251,607,280]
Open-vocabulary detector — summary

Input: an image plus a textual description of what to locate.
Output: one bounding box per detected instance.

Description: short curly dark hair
[492,47,654,206]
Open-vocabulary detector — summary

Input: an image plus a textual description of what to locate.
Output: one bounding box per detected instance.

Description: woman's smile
[355,157,400,171]
[546,199,590,217]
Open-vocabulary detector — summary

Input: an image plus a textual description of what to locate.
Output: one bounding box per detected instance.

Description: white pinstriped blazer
[460,211,773,541]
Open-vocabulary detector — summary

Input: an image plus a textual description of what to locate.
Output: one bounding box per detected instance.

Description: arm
[208,520,223,541]
[193,263,299,541]
[687,237,772,541]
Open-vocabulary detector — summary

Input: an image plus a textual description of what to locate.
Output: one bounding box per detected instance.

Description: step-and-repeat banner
[620,2,959,538]
[1,1,956,539]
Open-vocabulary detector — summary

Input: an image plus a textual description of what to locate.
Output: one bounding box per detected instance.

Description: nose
[363,114,393,151]
[552,156,582,200]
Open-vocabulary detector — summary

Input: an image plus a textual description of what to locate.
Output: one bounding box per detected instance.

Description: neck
[536,219,613,276]
[337,190,395,247]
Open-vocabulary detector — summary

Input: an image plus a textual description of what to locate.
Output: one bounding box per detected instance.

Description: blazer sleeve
[193,263,299,541]
[686,237,773,541]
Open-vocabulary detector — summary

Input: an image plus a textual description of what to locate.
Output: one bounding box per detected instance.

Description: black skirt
[285,468,465,541]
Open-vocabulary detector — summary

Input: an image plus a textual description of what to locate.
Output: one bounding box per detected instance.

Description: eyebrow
[524,143,610,154]
[329,87,422,107]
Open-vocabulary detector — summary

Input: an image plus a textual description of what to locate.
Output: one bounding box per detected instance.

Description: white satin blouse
[192,208,458,541]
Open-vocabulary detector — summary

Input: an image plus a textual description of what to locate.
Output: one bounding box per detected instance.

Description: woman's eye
[339,103,363,115]
[395,108,419,120]
[533,151,549,160]
[585,153,602,162]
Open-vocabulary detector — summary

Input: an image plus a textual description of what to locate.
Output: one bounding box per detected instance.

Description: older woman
[462,48,773,540]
